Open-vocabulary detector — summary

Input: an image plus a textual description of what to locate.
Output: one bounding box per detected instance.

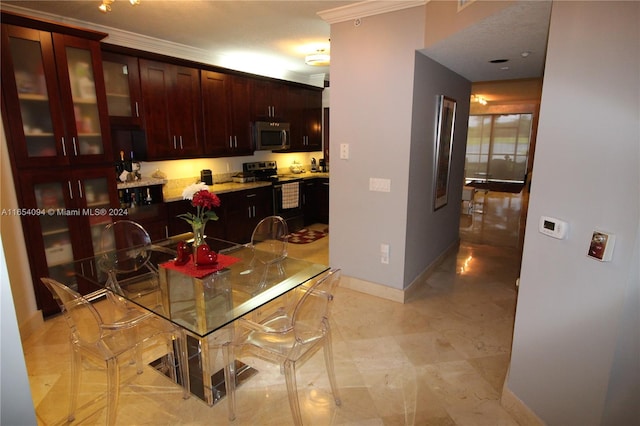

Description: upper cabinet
[101,51,142,128]
[139,59,203,159]
[201,70,253,157]
[1,23,113,167]
[287,86,322,151]
[252,78,287,121]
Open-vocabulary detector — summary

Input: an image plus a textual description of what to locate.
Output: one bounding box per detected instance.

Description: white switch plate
[340,143,349,159]
[369,178,391,192]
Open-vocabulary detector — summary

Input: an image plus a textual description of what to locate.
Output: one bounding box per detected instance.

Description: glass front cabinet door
[1,24,112,167]
[19,168,117,315]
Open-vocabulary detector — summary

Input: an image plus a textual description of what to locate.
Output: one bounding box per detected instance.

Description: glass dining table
[51,234,330,408]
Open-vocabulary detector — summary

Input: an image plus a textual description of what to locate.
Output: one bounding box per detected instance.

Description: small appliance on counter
[200,169,213,185]
[310,158,318,172]
[319,159,327,172]
[232,173,255,183]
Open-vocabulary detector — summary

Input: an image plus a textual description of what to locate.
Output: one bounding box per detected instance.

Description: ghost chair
[41,277,189,426]
[227,269,342,425]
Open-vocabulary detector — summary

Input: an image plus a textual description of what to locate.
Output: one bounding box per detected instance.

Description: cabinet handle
[322,182,329,186]
[165,225,169,239]
[179,136,184,149]
[247,206,251,218]
[229,136,233,149]
[134,101,139,117]
[246,193,257,198]
[61,137,67,156]
[234,136,238,148]
[77,180,83,199]
[89,260,95,277]
[72,137,78,156]
[252,205,256,217]
[173,136,177,149]
[68,181,74,199]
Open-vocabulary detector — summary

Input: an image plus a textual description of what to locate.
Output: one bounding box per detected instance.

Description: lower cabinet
[18,166,118,316]
[303,178,329,225]
[126,203,168,241]
[223,187,273,244]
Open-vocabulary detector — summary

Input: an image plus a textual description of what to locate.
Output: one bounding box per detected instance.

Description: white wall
[329,6,426,290]
[507,2,640,424]
[0,235,37,424]
[405,52,470,286]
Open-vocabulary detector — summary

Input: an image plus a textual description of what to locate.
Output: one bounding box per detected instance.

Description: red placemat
[160,253,241,278]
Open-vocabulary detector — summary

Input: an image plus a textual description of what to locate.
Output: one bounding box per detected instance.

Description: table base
[150,355,257,406]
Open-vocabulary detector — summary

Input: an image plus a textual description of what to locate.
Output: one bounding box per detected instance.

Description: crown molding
[318,0,427,24]
[0,3,321,87]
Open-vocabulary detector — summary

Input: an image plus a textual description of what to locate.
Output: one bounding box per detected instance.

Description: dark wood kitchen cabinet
[1,22,113,168]
[303,178,329,225]
[223,187,273,243]
[1,13,119,316]
[101,51,143,127]
[287,86,323,151]
[139,59,203,159]
[252,78,288,120]
[18,167,118,315]
[201,70,253,157]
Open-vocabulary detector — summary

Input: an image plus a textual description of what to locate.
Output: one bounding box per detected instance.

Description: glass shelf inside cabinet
[66,46,103,155]
[9,36,57,158]
[103,60,133,116]
[34,182,73,268]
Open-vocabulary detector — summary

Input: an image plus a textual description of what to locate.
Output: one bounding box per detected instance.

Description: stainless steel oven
[242,161,304,232]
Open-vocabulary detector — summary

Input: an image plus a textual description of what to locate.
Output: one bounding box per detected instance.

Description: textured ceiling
[2,0,551,102]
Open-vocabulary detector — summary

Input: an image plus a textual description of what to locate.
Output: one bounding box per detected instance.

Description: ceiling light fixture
[99,0,140,13]
[471,95,487,105]
[305,49,330,67]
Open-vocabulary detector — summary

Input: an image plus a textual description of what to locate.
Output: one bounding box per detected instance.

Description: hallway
[23,191,526,425]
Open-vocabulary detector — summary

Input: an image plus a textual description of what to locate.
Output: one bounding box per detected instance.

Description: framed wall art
[433,95,457,211]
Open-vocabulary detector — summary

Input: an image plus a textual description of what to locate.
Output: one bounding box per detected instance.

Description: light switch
[369,178,391,192]
[340,143,349,160]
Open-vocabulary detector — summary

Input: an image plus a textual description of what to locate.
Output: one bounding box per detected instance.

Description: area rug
[287,228,328,244]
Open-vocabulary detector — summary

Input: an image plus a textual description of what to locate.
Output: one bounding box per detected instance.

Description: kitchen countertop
[163,171,329,202]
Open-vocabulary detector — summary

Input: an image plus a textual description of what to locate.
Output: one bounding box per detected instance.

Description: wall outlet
[380,243,389,264]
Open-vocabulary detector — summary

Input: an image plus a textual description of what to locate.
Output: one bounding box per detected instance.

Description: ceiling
[1,0,551,101]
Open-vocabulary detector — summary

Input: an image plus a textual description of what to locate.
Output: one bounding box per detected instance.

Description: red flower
[192,190,221,210]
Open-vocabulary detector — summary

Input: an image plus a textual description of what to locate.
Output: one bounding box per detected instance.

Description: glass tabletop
[54,235,330,338]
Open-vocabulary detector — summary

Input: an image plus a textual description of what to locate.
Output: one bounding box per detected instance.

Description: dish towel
[281,182,299,209]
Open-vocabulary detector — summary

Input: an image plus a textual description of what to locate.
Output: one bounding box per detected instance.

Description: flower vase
[192,222,207,248]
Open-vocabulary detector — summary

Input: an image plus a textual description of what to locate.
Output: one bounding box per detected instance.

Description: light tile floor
[22,190,526,425]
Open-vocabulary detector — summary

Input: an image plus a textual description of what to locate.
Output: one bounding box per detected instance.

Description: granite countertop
[163,171,329,202]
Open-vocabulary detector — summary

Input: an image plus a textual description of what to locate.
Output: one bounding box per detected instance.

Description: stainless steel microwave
[253,121,290,151]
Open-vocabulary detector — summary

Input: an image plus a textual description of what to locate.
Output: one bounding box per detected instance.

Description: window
[465,114,532,183]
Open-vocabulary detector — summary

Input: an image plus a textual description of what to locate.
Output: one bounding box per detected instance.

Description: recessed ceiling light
[521,51,531,58]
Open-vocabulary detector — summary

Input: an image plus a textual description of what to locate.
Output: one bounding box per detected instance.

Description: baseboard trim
[19,310,43,342]
[339,275,405,303]
[501,384,545,426]
[339,239,460,304]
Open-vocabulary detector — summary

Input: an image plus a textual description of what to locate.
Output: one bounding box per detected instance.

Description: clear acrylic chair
[41,277,189,426]
[248,215,289,291]
[100,220,176,302]
[227,269,342,425]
